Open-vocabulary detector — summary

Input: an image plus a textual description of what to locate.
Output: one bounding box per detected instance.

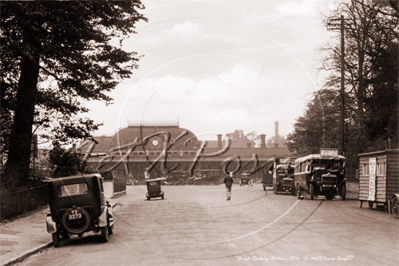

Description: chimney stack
[217,134,222,148]
[260,134,266,148]
[275,121,279,139]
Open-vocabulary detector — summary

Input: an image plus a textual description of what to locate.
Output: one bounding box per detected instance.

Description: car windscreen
[148,181,158,186]
[59,183,88,197]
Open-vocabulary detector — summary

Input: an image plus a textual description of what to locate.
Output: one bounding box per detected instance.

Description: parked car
[165,171,189,185]
[193,169,221,185]
[46,174,114,247]
[146,179,164,200]
[273,163,295,195]
[126,178,139,185]
[239,173,253,186]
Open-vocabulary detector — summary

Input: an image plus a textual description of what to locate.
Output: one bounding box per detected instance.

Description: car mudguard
[46,213,57,234]
[98,206,108,227]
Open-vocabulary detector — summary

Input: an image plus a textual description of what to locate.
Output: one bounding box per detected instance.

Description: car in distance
[239,173,253,186]
[146,179,164,200]
[46,174,114,247]
[273,160,295,195]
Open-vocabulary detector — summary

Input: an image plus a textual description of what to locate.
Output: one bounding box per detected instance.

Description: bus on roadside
[294,149,346,200]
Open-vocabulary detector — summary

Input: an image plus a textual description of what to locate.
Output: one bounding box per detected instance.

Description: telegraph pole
[340,15,345,156]
[327,15,346,156]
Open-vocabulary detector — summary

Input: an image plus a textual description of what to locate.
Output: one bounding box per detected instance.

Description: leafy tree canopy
[289,0,397,168]
[1,1,147,188]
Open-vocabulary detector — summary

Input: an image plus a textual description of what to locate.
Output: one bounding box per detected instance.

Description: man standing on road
[224,172,234,200]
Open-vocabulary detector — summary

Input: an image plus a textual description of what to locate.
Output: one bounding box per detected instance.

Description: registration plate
[324,184,334,187]
[68,209,82,220]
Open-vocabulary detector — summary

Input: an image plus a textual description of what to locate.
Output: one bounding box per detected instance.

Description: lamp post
[327,15,346,156]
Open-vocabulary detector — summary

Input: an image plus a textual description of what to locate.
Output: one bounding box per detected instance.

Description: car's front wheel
[101,227,109,242]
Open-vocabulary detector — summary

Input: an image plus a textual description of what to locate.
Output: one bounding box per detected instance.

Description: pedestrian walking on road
[224,172,234,200]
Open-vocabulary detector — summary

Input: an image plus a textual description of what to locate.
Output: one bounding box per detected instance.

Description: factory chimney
[275,121,279,139]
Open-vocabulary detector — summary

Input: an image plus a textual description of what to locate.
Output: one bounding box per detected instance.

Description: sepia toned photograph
[1,0,398,265]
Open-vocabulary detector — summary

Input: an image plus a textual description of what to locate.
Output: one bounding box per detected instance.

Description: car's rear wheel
[62,208,90,234]
[101,227,108,242]
[52,232,61,247]
[178,178,185,185]
[107,210,113,235]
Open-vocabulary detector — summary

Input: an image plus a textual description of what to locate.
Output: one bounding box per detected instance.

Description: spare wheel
[62,207,91,234]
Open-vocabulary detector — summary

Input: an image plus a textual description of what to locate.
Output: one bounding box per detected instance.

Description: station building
[81,121,294,189]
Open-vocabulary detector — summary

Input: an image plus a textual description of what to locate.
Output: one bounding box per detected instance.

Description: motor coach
[294,153,346,200]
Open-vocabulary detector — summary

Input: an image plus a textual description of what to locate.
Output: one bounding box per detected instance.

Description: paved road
[17,184,398,266]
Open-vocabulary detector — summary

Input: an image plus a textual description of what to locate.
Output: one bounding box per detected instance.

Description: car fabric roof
[49,174,102,186]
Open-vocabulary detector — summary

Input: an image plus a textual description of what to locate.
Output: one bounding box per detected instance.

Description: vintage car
[126,178,139,185]
[192,170,220,185]
[46,174,114,247]
[146,179,164,200]
[294,153,346,200]
[273,163,295,195]
[239,173,253,186]
[165,171,189,185]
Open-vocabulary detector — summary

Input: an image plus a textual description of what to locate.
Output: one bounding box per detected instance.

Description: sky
[85,0,339,141]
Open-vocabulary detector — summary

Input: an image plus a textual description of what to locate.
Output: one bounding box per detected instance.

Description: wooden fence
[0,184,48,220]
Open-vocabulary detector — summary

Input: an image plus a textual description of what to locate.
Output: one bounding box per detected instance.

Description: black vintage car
[273,164,295,195]
[192,170,220,185]
[46,174,114,247]
[239,173,253,186]
[146,179,164,200]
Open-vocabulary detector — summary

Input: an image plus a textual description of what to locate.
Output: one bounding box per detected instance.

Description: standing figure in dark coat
[224,172,234,200]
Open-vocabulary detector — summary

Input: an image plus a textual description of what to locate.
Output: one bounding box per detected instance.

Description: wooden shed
[358,149,399,210]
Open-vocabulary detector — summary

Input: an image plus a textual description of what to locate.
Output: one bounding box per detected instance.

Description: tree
[286,89,341,157]
[1,1,147,188]
[267,135,287,147]
[228,130,256,147]
[319,0,397,162]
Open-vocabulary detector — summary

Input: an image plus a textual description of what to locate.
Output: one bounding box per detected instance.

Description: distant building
[82,121,294,182]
